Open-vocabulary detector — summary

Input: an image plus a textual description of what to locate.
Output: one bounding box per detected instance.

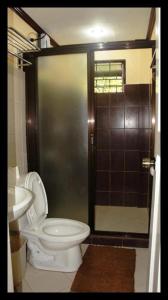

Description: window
[94,60,125,93]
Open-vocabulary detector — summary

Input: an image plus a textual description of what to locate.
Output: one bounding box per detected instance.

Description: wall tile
[96,151,110,170]
[123,238,148,248]
[96,107,109,129]
[109,192,124,206]
[139,84,150,105]
[96,171,109,190]
[109,107,124,128]
[125,172,140,193]
[125,84,141,106]
[137,194,148,207]
[139,129,151,151]
[140,173,149,194]
[109,93,125,106]
[124,193,139,206]
[96,129,110,150]
[95,192,110,205]
[110,172,124,191]
[91,235,123,246]
[125,107,139,128]
[95,93,109,106]
[125,151,140,171]
[111,151,124,171]
[139,106,151,128]
[125,129,139,150]
[110,129,125,149]
[95,84,150,208]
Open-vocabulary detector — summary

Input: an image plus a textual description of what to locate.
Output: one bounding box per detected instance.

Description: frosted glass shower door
[38,54,88,223]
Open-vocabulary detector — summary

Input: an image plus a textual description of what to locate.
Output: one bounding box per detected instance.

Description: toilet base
[27,242,83,272]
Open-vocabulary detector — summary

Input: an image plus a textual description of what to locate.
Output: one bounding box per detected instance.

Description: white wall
[8,62,28,175]
[8,62,16,166]
[13,68,28,175]
[95,48,152,84]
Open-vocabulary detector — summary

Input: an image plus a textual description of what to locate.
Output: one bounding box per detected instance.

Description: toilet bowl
[18,172,90,272]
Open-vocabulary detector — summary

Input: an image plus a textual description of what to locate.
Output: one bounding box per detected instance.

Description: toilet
[17,171,90,272]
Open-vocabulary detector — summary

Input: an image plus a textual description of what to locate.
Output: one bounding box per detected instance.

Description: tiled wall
[95,84,152,208]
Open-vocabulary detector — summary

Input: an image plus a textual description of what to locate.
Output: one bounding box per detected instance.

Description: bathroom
[7,7,160,293]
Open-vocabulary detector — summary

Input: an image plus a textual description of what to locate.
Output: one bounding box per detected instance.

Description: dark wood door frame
[25,39,155,58]
[88,45,155,247]
[25,48,95,232]
[146,8,156,40]
[25,39,155,247]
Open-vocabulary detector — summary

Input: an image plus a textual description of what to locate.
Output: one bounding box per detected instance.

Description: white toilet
[17,171,90,272]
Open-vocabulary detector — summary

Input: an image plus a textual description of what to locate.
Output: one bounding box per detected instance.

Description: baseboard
[83,233,149,248]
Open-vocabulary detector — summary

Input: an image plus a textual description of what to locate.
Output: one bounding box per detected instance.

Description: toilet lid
[24,172,48,226]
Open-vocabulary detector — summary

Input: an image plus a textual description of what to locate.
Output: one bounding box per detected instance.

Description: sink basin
[8,186,33,222]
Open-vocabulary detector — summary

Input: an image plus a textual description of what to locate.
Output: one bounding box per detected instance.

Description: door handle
[142,157,155,169]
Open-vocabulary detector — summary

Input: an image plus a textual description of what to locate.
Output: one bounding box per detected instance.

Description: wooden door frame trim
[10,7,59,47]
[25,39,155,58]
[25,56,40,173]
[87,50,95,229]
[146,8,156,40]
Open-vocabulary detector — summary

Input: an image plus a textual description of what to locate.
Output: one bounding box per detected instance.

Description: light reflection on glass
[152,117,155,125]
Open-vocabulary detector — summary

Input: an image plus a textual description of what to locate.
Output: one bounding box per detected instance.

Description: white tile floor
[20,244,149,293]
[95,206,149,233]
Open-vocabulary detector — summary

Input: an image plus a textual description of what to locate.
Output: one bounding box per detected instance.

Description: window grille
[94,60,125,93]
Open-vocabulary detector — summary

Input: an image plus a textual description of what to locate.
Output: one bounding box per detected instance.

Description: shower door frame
[25,46,95,230]
[24,39,155,246]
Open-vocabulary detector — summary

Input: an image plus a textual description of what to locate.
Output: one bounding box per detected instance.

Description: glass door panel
[37,53,88,223]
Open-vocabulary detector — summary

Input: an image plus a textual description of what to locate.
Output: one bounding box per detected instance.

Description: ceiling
[22,7,151,45]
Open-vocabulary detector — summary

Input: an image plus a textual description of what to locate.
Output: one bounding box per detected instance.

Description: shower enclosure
[25,40,155,246]
[93,49,153,235]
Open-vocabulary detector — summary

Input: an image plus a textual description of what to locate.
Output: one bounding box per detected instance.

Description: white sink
[8,186,33,222]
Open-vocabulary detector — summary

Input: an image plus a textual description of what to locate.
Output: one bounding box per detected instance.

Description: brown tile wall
[95,84,152,208]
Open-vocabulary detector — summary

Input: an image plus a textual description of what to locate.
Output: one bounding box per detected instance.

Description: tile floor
[95,205,149,233]
[19,244,149,293]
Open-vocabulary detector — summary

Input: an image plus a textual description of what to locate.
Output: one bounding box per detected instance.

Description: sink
[8,186,33,222]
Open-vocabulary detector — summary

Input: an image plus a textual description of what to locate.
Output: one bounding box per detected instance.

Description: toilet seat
[41,218,89,241]
[23,218,90,242]
[21,172,90,242]
[23,172,48,227]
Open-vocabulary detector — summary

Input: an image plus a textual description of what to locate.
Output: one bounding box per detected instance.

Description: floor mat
[71,245,136,292]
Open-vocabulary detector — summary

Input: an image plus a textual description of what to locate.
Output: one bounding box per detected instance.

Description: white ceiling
[22,7,151,45]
